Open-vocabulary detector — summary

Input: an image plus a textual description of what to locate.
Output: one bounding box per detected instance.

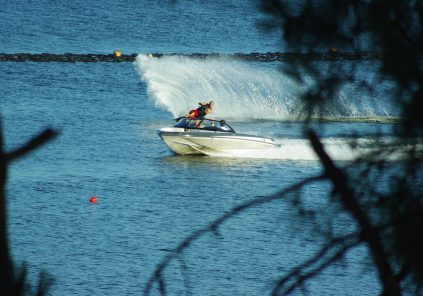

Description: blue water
[0,0,281,54]
[0,1,393,295]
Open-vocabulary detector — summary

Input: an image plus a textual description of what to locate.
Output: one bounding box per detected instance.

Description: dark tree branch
[306,128,401,296]
[5,128,58,162]
[178,255,193,296]
[158,275,166,296]
[273,235,362,295]
[1,123,58,294]
[143,174,325,296]
[0,121,14,294]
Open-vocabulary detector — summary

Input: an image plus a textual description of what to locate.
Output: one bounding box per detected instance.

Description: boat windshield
[174,117,235,133]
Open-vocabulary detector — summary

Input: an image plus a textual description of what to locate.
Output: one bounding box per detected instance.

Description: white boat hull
[159,127,275,156]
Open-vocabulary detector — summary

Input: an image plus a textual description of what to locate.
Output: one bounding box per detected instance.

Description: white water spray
[202,138,362,161]
[135,54,302,120]
[135,54,396,121]
[184,138,416,161]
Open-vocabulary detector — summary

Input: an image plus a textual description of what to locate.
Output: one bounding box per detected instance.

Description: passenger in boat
[219,120,231,131]
[186,101,214,119]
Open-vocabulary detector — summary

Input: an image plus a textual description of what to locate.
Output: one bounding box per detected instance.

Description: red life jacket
[188,109,199,119]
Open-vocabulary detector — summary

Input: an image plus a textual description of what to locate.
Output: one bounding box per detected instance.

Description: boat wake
[190,137,419,161]
[199,138,357,161]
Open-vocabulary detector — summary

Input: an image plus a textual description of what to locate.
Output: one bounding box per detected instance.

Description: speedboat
[158,117,275,155]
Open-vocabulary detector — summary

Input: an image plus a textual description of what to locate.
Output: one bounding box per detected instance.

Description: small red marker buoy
[89,196,97,203]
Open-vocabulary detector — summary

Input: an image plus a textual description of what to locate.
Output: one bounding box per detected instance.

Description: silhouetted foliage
[259,1,423,294]
[145,1,423,296]
[0,125,57,295]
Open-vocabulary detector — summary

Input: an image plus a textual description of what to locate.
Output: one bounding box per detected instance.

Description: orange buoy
[89,196,97,203]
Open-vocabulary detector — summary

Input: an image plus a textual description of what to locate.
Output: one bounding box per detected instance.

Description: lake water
[1,0,393,295]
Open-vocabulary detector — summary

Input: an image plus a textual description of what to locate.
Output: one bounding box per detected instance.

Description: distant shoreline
[0,52,382,62]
